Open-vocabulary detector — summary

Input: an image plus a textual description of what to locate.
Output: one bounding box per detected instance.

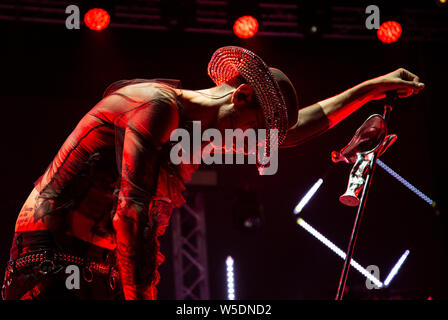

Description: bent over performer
[2,47,424,299]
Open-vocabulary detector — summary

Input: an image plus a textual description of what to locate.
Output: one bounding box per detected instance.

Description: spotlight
[233,16,259,39]
[84,8,110,31]
[377,21,402,43]
[437,0,447,7]
[229,0,260,39]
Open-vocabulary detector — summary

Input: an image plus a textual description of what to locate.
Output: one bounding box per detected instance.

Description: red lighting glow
[84,8,110,31]
[377,21,402,43]
[233,16,259,39]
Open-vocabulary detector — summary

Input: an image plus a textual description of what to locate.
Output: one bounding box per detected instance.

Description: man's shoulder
[123,86,180,146]
[118,81,179,101]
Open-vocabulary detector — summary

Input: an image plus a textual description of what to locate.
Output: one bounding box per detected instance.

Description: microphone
[332,93,399,206]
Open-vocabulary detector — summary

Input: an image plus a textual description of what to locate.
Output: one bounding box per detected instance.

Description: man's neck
[178,85,235,130]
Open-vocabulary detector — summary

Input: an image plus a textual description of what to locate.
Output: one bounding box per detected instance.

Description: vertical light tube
[226,256,235,300]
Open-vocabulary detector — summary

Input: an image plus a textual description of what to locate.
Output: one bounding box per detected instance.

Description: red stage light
[233,16,259,39]
[377,21,402,44]
[84,8,110,31]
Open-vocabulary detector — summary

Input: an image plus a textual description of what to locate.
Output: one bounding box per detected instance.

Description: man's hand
[366,68,425,100]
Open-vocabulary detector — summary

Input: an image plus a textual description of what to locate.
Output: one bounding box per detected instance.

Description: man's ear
[232,84,254,108]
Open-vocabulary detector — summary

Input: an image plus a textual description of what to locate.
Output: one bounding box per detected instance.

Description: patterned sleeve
[112,93,179,300]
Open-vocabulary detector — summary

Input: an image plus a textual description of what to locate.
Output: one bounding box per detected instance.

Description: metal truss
[171,191,210,300]
[1,0,447,42]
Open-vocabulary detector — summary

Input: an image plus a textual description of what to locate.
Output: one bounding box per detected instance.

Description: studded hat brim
[207,46,289,170]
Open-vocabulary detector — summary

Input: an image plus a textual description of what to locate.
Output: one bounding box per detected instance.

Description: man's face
[213,104,264,155]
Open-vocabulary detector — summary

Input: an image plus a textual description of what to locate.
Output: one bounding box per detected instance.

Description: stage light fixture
[233,16,259,39]
[297,218,384,288]
[376,159,435,207]
[229,0,260,39]
[294,178,324,214]
[292,163,416,290]
[226,256,236,300]
[377,21,402,43]
[297,217,412,289]
[383,250,410,287]
[84,8,110,31]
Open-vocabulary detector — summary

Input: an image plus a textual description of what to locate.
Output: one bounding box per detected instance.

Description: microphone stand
[335,94,395,300]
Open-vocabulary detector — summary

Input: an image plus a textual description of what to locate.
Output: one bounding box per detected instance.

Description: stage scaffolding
[171,191,210,300]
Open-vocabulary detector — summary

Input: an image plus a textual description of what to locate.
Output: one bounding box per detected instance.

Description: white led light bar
[383,250,410,287]
[226,256,235,300]
[294,178,324,214]
[293,171,412,291]
[376,159,434,206]
[297,218,384,288]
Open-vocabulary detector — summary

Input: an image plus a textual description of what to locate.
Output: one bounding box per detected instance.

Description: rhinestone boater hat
[207,46,292,171]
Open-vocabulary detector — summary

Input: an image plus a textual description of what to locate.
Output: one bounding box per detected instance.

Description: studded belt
[2,250,120,299]
[13,251,116,275]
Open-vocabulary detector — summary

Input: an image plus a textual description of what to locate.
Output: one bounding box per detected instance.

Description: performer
[2,47,423,300]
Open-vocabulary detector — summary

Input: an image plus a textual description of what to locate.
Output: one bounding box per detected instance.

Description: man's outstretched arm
[282,68,425,148]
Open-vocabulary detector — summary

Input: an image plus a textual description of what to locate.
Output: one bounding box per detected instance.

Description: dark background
[1,3,446,300]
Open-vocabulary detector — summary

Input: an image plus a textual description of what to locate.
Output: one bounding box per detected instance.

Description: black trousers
[2,231,124,300]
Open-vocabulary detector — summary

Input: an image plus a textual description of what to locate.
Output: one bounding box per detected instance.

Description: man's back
[13,81,183,250]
